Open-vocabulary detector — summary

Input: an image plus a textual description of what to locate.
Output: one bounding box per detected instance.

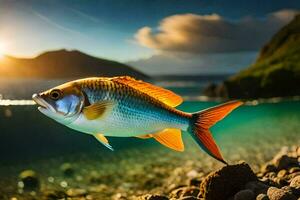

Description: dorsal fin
[112,76,183,107]
[152,128,184,152]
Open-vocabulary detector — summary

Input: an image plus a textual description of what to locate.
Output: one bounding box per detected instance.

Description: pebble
[289,167,300,174]
[267,187,297,200]
[18,170,39,191]
[66,188,88,197]
[278,170,287,178]
[186,170,198,179]
[281,186,300,197]
[274,177,288,186]
[261,164,277,174]
[272,155,298,170]
[10,146,300,199]
[43,190,67,200]
[296,147,300,157]
[189,177,203,187]
[138,194,169,200]
[290,176,300,188]
[169,186,186,198]
[178,197,200,200]
[182,187,200,197]
[60,163,75,177]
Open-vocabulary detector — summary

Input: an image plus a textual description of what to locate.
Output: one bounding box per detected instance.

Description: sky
[0,0,299,75]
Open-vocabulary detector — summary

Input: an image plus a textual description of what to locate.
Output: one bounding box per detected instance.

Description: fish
[32,76,242,164]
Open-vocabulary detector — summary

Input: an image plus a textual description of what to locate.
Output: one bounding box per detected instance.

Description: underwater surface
[0,79,300,199]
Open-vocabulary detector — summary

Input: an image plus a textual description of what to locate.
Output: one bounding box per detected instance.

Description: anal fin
[135,134,153,139]
[94,133,114,151]
[152,129,184,152]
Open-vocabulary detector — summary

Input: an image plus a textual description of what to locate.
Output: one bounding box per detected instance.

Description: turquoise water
[1,81,300,198]
[1,100,300,167]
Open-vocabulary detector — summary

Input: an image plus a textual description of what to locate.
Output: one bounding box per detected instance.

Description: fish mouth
[32,93,56,113]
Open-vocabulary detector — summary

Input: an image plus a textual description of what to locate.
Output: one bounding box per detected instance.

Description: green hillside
[223,14,300,98]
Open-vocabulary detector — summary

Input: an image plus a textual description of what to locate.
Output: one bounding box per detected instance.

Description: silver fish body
[67,80,190,136]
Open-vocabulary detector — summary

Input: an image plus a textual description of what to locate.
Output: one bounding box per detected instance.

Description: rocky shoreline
[4,146,300,200]
[139,146,300,200]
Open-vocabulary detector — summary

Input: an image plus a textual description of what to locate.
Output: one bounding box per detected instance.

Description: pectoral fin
[94,133,114,151]
[152,129,184,152]
[83,101,115,120]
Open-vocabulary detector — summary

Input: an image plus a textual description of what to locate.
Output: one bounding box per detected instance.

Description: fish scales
[76,78,190,135]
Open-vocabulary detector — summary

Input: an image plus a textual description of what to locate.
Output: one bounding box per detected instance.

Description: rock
[289,168,300,174]
[89,171,102,184]
[203,83,218,97]
[189,177,203,187]
[245,181,269,195]
[182,187,200,197]
[66,188,88,197]
[234,189,255,200]
[257,173,265,178]
[261,164,277,174]
[256,193,269,200]
[278,170,288,178]
[288,172,300,181]
[169,186,187,198]
[88,184,108,193]
[186,170,199,179]
[18,170,39,191]
[266,172,277,179]
[275,177,289,186]
[272,155,298,170]
[112,193,127,200]
[281,186,300,197]
[267,187,297,200]
[178,197,200,200]
[260,177,279,187]
[43,190,68,200]
[138,194,169,200]
[291,187,300,197]
[296,147,300,157]
[290,176,300,189]
[200,162,257,200]
[60,163,74,177]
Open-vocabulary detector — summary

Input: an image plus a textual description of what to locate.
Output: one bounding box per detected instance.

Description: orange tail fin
[189,100,243,164]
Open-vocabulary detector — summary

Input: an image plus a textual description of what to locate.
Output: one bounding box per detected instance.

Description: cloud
[135,9,298,54]
[128,51,258,75]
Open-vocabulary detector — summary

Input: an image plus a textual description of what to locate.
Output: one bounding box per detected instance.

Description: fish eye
[50,89,62,100]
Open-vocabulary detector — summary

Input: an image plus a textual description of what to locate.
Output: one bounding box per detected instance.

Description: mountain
[0,49,148,80]
[204,14,300,99]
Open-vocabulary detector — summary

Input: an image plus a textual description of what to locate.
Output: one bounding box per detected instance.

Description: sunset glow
[0,42,5,59]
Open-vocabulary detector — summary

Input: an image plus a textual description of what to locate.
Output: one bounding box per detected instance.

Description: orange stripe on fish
[112,76,183,107]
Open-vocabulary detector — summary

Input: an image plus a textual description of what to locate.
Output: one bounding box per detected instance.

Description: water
[0,78,300,199]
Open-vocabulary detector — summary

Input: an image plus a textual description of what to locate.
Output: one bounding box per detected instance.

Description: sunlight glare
[0,41,5,59]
